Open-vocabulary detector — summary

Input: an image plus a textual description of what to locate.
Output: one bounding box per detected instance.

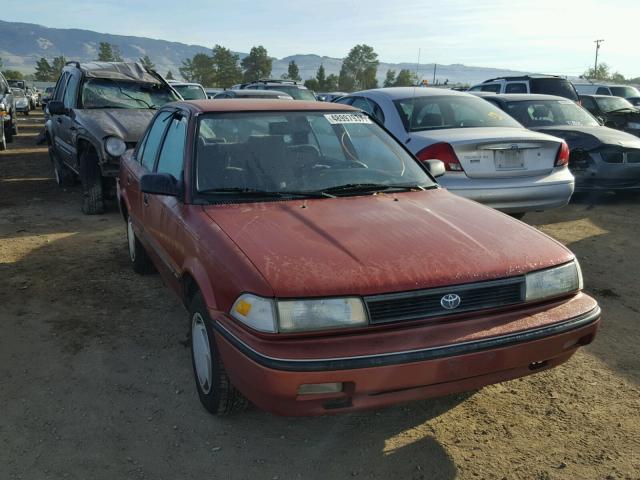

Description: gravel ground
[1,112,638,480]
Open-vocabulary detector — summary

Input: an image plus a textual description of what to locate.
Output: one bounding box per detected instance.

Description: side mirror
[424,159,446,178]
[140,173,182,197]
[47,100,68,116]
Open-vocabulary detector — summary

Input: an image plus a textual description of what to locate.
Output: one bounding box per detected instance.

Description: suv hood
[73,109,156,143]
[203,189,573,298]
[534,125,640,151]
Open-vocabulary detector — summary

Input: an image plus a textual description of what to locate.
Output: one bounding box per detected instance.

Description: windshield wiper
[198,187,334,199]
[321,183,431,195]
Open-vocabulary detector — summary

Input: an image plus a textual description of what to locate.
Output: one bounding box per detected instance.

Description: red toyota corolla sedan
[118,99,600,416]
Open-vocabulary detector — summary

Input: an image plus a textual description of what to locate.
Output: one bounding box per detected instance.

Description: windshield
[81,79,179,109]
[504,99,599,127]
[195,111,435,199]
[529,78,578,100]
[610,86,640,98]
[173,84,207,100]
[595,96,637,112]
[267,85,316,101]
[394,95,522,132]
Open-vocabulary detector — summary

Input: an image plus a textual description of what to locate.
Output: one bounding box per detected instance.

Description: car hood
[73,109,156,143]
[203,189,573,298]
[533,125,640,151]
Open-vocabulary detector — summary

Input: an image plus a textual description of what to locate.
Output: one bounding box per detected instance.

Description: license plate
[495,151,525,170]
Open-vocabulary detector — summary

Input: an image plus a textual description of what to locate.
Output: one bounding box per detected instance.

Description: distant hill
[0,19,531,85]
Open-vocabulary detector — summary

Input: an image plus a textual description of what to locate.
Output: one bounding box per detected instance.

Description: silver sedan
[335,87,574,216]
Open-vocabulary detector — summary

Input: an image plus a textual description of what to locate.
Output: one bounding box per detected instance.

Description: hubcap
[192,313,213,394]
[127,217,136,262]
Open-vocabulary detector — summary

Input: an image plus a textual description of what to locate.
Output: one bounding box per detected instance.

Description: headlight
[525,260,583,302]
[104,136,127,157]
[229,295,368,333]
[277,298,367,333]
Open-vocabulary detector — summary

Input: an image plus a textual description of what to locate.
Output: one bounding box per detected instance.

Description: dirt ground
[1,111,638,480]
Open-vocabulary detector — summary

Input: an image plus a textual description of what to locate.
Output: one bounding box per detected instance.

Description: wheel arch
[180,259,219,311]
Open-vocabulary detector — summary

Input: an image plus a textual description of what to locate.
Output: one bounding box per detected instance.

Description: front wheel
[79,149,105,214]
[190,293,248,416]
[50,148,75,186]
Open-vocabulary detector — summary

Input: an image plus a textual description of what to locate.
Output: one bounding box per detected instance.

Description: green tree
[315,64,326,89]
[211,45,243,88]
[339,44,379,92]
[97,42,115,61]
[383,69,396,87]
[241,46,272,82]
[282,60,301,81]
[35,57,54,81]
[112,45,123,62]
[324,74,339,91]
[394,69,417,87]
[51,56,66,81]
[304,78,319,91]
[179,53,215,85]
[583,63,611,81]
[3,70,24,80]
[165,70,175,80]
[139,55,155,70]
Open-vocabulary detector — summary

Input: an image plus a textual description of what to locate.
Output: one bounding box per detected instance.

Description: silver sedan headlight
[525,260,583,302]
[230,294,368,333]
[104,136,127,157]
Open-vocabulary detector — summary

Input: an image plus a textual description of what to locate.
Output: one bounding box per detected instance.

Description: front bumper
[212,296,600,416]
[572,151,640,191]
[438,167,574,213]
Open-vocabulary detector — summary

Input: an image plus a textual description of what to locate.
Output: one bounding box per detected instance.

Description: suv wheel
[11,116,18,136]
[4,117,14,143]
[79,148,105,214]
[50,148,75,186]
[126,215,154,274]
[189,293,248,416]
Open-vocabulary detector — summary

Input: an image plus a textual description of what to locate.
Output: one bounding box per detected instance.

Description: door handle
[143,193,149,206]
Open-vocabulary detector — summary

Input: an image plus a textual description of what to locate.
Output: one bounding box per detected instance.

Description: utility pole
[593,39,604,76]
[432,63,437,85]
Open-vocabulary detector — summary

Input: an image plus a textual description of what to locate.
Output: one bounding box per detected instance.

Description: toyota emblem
[440,293,461,310]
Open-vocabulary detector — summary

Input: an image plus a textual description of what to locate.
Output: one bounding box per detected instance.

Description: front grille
[364,277,525,324]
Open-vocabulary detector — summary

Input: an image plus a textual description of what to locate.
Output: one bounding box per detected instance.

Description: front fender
[181,257,219,311]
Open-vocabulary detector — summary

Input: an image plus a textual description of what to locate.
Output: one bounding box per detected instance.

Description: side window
[63,74,80,108]
[334,97,354,106]
[139,111,173,170]
[581,97,596,111]
[351,97,386,124]
[156,114,188,179]
[505,83,527,94]
[480,83,501,93]
[596,87,610,95]
[53,73,70,101]
[468,85,482,92]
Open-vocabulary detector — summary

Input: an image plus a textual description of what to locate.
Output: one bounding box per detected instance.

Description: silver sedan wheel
[192,312,213,394]
[127,217,136,262]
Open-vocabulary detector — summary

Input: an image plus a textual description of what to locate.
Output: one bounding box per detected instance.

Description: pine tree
[384,70,396,87]
[139,55,155,70]
[211,45,243,88]
[51,56,66,81]
[165,70,175,80]
[283,60,301,82]
[97,42,114,61]
[315,64,326,90]
[35,58,54,81]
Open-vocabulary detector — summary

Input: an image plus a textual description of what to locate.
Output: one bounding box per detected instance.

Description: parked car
[0,72,17,148]
[118,99,600,416]
[212,89,293,100]
[41,86,55,109]
[574,83,640,107]
[12,88,31,115]
[317,91,348,102]
[240,79,317,101]
[24,86,38,109]
[484,94,640,191]
[168,81,208,100]
[578,94,640,137]
[335,87,574,218]
[45,61,180,214]
[204,88,224,99]
[468,75,579,101]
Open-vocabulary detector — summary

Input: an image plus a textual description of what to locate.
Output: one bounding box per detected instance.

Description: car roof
[351,87,472,100]
[177,99,357,113]
[171,82,204,87]
[482,74,566,82]
[231,89,291,97]
[488,94,571,102]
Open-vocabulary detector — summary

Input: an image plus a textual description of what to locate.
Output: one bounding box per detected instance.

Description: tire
[50,148,75,187]
[79,148,105,215]
[189,293,248,416]
[126,215,154,274]
[4,118,13,143]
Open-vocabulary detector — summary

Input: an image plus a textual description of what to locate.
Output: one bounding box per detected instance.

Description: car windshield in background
[610,86,640,98]
[595,96,637,113]
[269,86,316,101]
[81,79,180,109]
[394,95,522,132]
[529,78,578,100]
[195,111,435,199]
[173,84,207,100]
[504,100,599,127]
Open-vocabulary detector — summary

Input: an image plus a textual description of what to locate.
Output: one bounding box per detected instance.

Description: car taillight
[416,142,464,171]
[555,141,570,167]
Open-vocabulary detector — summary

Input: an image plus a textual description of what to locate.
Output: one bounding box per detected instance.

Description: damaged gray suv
[46,61,180,214]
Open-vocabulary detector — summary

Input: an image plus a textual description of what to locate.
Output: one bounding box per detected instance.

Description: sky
[3,0,640,78]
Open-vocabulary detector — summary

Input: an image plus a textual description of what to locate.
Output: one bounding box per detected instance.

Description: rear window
[174,84,207,100]
[267,85,316,101]
[529,78,578,101]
